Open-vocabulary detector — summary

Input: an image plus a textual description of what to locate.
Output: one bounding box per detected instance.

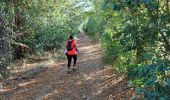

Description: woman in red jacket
[65,35,78,73]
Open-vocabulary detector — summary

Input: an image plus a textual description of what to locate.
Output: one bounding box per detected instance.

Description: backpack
[66,40,73,51]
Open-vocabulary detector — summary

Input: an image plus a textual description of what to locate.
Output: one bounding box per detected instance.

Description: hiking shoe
[67,70,71,74]
[72,67,77,72]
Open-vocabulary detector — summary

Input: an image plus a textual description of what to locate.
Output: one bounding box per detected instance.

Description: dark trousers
[67,55,77,69]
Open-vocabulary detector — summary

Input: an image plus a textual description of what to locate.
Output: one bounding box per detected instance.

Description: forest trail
[1,32,134,100]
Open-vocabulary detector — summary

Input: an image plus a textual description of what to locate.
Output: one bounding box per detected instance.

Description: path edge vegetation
[83,0,170,99]
[0,0,83,78]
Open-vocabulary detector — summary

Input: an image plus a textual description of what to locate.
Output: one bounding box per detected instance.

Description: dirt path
[0,33,134,100]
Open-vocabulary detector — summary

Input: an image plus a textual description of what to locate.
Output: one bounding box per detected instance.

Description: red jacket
[66,39,77,55]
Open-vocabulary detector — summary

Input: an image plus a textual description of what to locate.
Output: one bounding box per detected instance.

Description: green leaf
[135,89,143,95]
[158,97,167,100]
[143,0,154,4]
[166,31,170,37]
[166,79,170,86]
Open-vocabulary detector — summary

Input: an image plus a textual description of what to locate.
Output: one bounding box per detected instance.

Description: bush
[36,20,68,51]
[128,60,170,99]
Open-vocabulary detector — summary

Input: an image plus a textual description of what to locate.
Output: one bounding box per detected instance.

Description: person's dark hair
[69,35,73,39]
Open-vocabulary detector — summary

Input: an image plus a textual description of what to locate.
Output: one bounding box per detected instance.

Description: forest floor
[0,32,135,100]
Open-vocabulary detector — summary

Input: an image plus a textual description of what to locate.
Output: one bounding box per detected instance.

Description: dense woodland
[1,0,170,99]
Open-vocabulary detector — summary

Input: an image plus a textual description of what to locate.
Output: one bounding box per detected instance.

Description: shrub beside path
[0,32,134,100]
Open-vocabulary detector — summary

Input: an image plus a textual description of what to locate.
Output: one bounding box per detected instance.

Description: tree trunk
[13,0,20,30]
[0,14,10,79]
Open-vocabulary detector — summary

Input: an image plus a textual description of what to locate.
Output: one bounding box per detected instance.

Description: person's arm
[75,45,78,51]
[74,40,78,51]
[65,41,68,49]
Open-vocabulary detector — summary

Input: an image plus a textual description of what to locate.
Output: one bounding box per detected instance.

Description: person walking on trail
[65,35,78,73]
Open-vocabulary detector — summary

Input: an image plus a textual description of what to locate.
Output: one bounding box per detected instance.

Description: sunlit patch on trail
[18,80,37,87]
[41,90,59,99]
[80,44,100,52]
[46,59,55,65]
[83,74,92,80]
[0,88,14,92]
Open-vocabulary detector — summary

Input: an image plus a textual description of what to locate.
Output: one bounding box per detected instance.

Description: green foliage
[100,0,170,98]
[35,19,68,51]
[85,16,98,36]
[128,60,170,99]
[85,16,102,40]
[1,0,170,98]
[83,0,170,98]
[2,0,83,54]
[1,0,85,78]
[101,33,118,64]
[83,4,107,41]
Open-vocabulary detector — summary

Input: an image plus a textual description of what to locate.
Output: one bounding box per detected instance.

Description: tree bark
[0,14,10,79]
[13,0,20,30]
[166,0,169,12]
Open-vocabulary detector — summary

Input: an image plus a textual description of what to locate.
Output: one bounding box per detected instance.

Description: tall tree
[0,14,10,79]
